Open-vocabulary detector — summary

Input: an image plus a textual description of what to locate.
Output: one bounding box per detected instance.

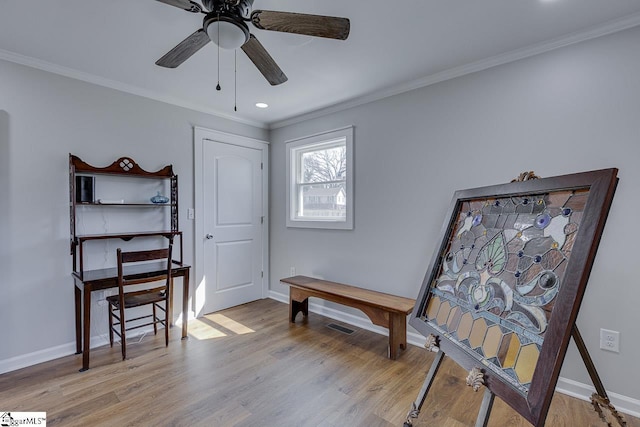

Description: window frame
[285,126,354,230]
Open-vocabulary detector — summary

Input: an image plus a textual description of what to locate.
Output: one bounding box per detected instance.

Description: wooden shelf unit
[69,154,182,279]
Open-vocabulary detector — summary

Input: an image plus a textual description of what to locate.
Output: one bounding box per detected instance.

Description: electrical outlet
[600,328,620,353]
[290,267,296,276]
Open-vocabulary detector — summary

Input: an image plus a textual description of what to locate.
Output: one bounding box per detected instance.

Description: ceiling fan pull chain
[234,50,238,112]
[216,12,221,91]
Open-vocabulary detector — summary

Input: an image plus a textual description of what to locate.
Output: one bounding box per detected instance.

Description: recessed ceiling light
[255,102,269,109]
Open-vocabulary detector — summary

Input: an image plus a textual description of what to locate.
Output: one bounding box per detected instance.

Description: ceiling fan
[154,0,350,86]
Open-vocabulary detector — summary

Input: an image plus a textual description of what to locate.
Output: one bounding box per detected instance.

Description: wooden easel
[404,171,625,427]
[403,325,626,426]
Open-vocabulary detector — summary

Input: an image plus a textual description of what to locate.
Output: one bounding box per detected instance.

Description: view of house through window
[298,140,346,219]
[286,126,354,229]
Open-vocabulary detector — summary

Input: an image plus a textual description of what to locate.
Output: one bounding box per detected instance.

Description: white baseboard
[556,377,640,418]
[0,342,78,375]
[0,330,153,374]
[269,290,639,418]
[0,315,193,375]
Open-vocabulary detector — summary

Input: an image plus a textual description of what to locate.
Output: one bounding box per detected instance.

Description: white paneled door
[201,138,264,314]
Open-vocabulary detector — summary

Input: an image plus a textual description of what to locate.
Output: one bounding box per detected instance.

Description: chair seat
[107,291,165,309]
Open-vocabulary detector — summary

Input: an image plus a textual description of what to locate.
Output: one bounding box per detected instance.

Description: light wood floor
[1,299,637,427]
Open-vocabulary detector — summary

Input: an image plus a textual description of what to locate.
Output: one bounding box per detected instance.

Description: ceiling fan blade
[155,0,202,13]
[155,29,211,68]
[251,10,350,40]
[241,34,288,86]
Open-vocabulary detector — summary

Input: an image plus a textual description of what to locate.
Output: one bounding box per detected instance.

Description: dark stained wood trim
[70,154,174,178]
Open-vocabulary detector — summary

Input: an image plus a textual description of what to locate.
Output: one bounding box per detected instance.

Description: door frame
[193,126,269,317]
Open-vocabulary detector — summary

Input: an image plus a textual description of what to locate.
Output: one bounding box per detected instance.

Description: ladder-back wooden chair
[107,238,173,360]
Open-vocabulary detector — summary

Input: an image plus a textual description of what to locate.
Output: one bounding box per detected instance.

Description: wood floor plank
[0,299,637,427]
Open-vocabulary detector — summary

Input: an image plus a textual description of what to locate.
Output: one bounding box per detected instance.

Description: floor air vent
[326,323,355,334]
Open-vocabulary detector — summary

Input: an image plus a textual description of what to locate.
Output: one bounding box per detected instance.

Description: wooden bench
[280,275,415,360]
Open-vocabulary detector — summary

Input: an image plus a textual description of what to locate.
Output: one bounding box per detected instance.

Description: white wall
[269,25,640,402]
[2,17,639,412]
[0,58,268,369]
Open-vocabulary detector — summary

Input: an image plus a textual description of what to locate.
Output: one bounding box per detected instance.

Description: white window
[286,126,354,229]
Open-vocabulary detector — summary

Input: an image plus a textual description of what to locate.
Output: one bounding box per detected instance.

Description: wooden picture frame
[409,168,618,426]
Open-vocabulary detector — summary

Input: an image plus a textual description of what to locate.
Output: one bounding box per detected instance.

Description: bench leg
[388,312,407,360]
[290,297,309,322]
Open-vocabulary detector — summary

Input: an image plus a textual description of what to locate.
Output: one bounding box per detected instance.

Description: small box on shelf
[76,176,94,203]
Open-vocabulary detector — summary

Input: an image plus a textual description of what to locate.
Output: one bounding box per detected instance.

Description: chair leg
[153,303,158,336]
[119,306,127,360]
[108,304,114,347]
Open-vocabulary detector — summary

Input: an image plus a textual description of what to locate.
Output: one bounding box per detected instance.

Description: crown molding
[3,10,640,131]
[0,49,268,129]
[269,11,640,129]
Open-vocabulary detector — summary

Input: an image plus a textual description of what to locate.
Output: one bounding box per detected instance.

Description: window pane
[300,143,346,184]
[297,183,346,220]
[286,125,353,229]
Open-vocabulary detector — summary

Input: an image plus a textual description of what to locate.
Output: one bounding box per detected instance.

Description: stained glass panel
[421,189,586,394]
[409,169,618,426]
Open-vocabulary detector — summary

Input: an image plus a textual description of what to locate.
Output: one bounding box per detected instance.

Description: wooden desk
[73,262,190,371]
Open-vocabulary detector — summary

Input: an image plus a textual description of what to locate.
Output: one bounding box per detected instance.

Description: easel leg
[404,350,445,427]
[474,388,495,427]
[572,325,626,426]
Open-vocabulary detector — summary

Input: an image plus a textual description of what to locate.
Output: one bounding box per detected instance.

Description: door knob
[206,234,214,240]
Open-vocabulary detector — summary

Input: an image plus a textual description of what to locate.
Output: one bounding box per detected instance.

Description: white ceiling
[2,1,640,128]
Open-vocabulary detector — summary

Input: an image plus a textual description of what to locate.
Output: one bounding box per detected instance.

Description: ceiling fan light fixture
[155,1,349,86]
[206,15,249,50]
[255,102,269,108]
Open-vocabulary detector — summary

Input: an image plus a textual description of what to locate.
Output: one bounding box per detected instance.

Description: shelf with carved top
[69,154,181,276]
